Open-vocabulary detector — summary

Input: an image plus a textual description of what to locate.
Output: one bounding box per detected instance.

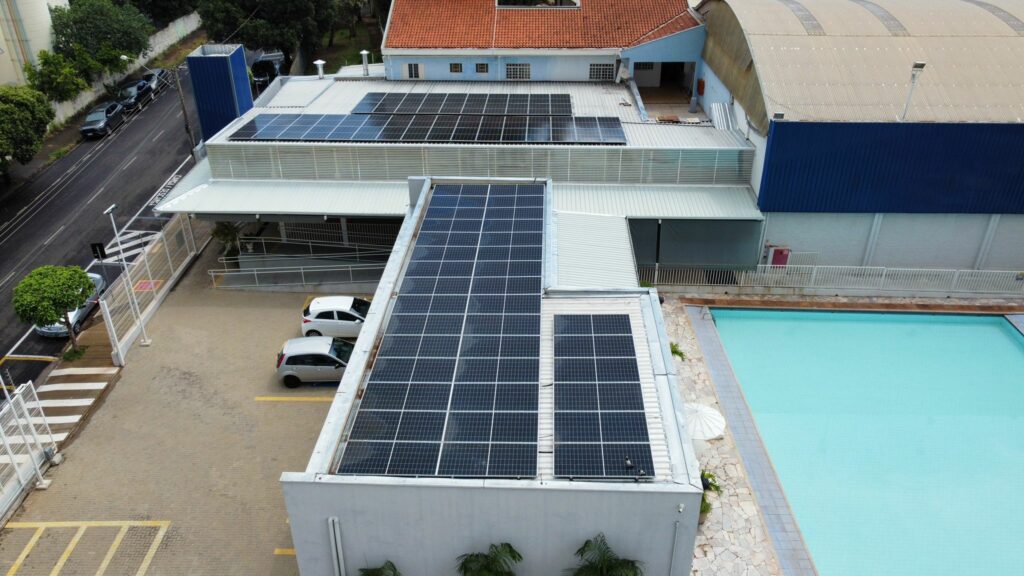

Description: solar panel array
[553,314,654,479]
[228,113,627,145]
[351,92,573,116]
[338,183,544,478]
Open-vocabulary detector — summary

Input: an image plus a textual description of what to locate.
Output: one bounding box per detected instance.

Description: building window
[476,63,489,74]
[589,63,615,81]
[506,63,530,80]
[407,63,420,79]
[450,63,463,73]
[634,62,655,71]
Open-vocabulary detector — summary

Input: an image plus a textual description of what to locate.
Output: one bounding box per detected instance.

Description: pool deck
[1008,314,1024,336]
[684,305,817,576]
[678,294,1024,314]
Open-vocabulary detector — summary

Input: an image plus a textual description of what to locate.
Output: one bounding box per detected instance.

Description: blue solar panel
[339,184,545,478]
[552,314,653,479]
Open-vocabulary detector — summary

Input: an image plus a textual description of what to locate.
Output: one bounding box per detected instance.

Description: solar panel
[553,314,653,479]
[351,92,574,116]
[338,183,545,478]
[228,114,626,145]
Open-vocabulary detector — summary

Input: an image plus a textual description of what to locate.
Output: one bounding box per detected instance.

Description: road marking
[274,548,297,556]
[37,382,106,392]
[255,396,335,403]
[151,129,166,142]
[135,522,170,576]
[0,270,15,288]
[121,155,138,172]
[5,526,44,576]
[49,525,87,576]
[85,185,106,205]
[175,110,182,118]
[42,225,66,246]
[7,521,169,529]
[95,525,129,576]
[0,355,60,365]
[5,432,68,444]
[36,398,94,408]
[50,367,119,376]
[21,415,80,425]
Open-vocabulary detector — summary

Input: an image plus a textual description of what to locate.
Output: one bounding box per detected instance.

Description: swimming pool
[711,310,1024,576]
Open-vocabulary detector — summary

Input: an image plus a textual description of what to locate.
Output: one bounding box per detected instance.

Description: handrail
[209,261,388,289]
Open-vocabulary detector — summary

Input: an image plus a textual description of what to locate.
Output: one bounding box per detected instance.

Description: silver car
[34,273,106,337]
[276,337,354,388]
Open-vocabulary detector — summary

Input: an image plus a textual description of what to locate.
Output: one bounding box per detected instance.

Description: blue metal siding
[229,48,254,118]
[759,121,1024,214]
[187,47,252,141]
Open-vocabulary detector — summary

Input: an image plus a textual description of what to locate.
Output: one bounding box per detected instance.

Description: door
[285,355,319,382]
[335,311,363,337]
[311,310,337,335]
[313,355,345,382]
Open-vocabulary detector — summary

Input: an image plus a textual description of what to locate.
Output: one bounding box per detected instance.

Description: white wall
[764,213,875,265]
[979,215,1024,270]
[282,474,700,576]
[871,213,989,269]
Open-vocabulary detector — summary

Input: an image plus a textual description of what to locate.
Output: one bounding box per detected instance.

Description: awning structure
[552,211,639,290]
[553,183,763,220]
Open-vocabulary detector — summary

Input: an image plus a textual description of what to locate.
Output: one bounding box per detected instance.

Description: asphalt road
[0,67,201,385]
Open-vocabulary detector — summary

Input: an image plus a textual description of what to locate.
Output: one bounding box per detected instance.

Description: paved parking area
[0,250,337,575]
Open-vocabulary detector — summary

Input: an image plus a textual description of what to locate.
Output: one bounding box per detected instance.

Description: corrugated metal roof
[553,183,763,219]
[714,0,1024,122]
[155,179,410,216]
[552,212,639,289]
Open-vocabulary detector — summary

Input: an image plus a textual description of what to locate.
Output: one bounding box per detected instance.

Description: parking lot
[0,249,338,575]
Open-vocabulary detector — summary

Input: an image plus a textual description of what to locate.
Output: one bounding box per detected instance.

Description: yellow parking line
[0,355,60,365]
[49,525,86,576]
[254,396,334,403]
[5,527,44,576]
[134,521,170,576]
[95,525,129,576]
[7,521,168,529]
[274,548,296,556]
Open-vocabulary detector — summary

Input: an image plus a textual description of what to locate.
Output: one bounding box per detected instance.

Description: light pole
[899,61,926,122]
[104,204,151,346]
[120,54,195,153]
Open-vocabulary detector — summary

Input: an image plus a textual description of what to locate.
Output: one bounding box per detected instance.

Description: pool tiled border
[685,305,818,576]
[1007,314,1024,336]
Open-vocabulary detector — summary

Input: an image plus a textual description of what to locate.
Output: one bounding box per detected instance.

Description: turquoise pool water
[711,310,1024,576]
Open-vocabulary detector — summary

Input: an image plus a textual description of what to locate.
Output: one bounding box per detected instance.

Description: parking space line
[5,526,44,576]
[254,396,334,403]
[7,521,168,529]
[49,525,86,576]
[135,522,169,576]
[274,548,296,556]
[94,525,129,576]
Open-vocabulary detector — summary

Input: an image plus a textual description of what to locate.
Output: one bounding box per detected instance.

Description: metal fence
[638,264,1024,297]
[209,262,387,289]
[0,382,59,522]
[100,214,200,366]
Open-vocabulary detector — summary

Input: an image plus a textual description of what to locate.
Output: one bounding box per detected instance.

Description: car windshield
[331,338,355,362]
[119,85,138,98]
[86,109,106,121]
[351,298,371,318]
[143,73,154,82]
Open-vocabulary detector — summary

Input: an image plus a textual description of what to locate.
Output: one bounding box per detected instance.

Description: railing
[209,262,388,289]
[638,264,1024,297]
[0,382,59,522]
[237,236,393,254]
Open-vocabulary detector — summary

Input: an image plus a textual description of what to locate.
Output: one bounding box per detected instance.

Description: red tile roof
[384,0,700,50]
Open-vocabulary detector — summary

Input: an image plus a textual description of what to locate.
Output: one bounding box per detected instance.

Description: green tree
[51,0,154,82]
[126,0,198,27]
[12,266,96,352]
[457,542,523,576]
[359,560,401,576]
[565,533,643,576]
[0,86,55,173]
[24,50,89,102]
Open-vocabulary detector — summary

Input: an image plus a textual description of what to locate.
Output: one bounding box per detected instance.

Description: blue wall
[620,25,705,63]
[759,121,1024,214]
[187,46,254,141]
[384,54,616,82]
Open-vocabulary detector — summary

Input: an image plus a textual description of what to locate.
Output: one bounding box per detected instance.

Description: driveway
[0,249,335,575]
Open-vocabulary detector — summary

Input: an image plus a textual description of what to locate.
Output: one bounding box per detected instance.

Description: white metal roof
[553,183,763,220]
[552,212,639,289]
[155,179,411,216]
[713,0,1024,122]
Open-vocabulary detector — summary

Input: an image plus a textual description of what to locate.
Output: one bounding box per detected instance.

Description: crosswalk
[33,366,115,446]
[102,230,159,264]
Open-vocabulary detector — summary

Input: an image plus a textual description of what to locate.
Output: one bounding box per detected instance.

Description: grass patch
[149,29,209,70]
[48,144,75,163]
[639,280,654,288]
[62,346,88,362]
[307,24,382,74]
[670,342,686,361]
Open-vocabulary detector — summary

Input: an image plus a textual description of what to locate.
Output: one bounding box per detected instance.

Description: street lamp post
[899,61,927,122]
[104,204,151,346]
[120,54,195,153]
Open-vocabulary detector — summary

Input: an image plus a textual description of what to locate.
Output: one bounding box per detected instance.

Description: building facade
[0,0,67,86]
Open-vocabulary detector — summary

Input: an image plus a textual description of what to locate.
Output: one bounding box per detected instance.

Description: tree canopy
[126,0,198,27]
[456,542,523,576]
[24,50,89,103]
[565,533,643,576]
[0,86,55,171]
[51,0,155,82]
[12,266,96,350]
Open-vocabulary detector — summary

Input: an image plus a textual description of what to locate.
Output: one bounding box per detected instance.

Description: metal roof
[708,0,1024,122]
[552,212,639,289]
[552,183,763,219]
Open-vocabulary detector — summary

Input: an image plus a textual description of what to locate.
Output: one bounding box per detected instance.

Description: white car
[301,296,370,337]
[276,337,354,388]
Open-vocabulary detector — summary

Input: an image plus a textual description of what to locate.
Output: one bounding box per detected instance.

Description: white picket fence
[0,382,59,523]
[638,265,1024,297]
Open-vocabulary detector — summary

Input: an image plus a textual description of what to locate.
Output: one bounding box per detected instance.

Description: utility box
[186,44,253,141]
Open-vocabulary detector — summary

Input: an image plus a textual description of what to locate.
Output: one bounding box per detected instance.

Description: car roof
[282,336,334,355]
[308,296,355,313]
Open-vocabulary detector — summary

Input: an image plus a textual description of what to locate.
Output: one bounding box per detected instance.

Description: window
[634,62,655,71]
[506,63,530,80]
[286,355,315,366]
[476,63,489,74]
[337,312,359,322]
[315,311,335,320]
[450,63,463,73]
[312,355,340,367]
[407,63,420,79]
[589,63,615,81]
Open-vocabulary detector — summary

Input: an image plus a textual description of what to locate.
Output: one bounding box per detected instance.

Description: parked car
[117,78,154,112]
[276,337,354,388]
[33,273,106,337]
[79,102,126,139]
[301,296,371,337]
[142,68,171,94]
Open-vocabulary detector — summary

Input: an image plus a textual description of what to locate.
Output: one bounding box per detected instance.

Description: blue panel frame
[759,121,1024,214]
